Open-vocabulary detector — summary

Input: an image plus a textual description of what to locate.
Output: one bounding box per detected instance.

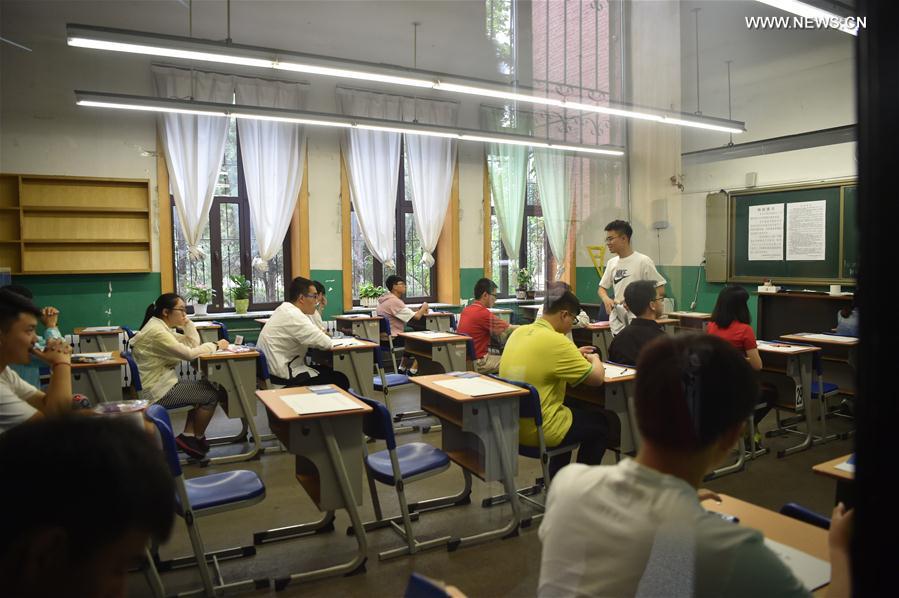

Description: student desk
[564,364,638,454]
[410,373,527,548]
[398,331,470,374]
[197,350,263,464]
[757,341,823,457]
[572,321,613,362]
[666,311,711,332]
[702,494,830,594]
[812,454,855,507]
[75,326,123,352]
[307,338,377,398]
[488,308,513,323]
[421,312,455,332]
[71,354,126,403]
[253,386,371,588]
[334,314,381,343]
[193,321,223,343]
[781,332,858,373]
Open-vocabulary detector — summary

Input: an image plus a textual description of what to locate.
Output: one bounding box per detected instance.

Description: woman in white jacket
[130,293,228,459]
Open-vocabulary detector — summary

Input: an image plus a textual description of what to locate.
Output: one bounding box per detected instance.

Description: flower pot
[234,299,250,314]
[516,289,527,300]
[361,297,377,308]
[193,303,208,316]
[526,290,536,300]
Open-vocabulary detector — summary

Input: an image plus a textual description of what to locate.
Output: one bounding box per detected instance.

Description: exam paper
[280,393,363,415]
[80,326,120,333]
[757,341,807,354]
[764,538,831,592]
[603,365,634,379]
[405,331,458,339]
[72,352,114,363]
[434,377,517,396]
[793,333,857,343]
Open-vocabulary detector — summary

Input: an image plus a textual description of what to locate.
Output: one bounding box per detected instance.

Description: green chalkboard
[729,181,856,284]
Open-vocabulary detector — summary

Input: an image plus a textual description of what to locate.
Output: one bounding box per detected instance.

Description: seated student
[607,280,666,366]
[377,275,428,337]
[706,285,762,370]
[500,286,607,479]
[130,293,230,459]
[257,276,350,390]
[457,278,517,374]
[538,334,853,598]
[535,281,590,342]
[1,284,63,388]
[0,416,175,598]
[0,289,75,435]
[836,301,859,337]
[309,280,328,332]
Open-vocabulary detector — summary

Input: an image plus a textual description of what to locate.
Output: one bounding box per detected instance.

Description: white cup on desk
[829,284,841,295]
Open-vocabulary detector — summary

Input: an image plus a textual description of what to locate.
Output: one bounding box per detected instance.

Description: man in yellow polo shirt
[500,285,607,479]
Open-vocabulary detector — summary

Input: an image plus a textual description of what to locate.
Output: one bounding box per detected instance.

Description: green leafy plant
[359,283,387,299]
[228,274,252,301]
[516,267,533,290]
[185,283,216,304]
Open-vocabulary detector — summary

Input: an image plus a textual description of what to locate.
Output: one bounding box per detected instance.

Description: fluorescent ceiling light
[74,91,625,157]
[67,23,746,134]
[755,0,862,36]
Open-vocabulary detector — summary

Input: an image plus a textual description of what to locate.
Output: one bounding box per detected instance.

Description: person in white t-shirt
[0,289,74,435]
[598,220,666,335]
[538,333,853,598]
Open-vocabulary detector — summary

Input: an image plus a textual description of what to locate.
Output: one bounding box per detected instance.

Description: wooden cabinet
[0,174,152,274]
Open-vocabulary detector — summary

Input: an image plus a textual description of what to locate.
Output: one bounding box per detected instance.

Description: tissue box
[757,285,781,293]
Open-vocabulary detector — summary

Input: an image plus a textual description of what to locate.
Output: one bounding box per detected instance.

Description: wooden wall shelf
[0,173,152,275]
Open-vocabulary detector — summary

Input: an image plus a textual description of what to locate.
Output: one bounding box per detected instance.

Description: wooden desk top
[254,318,269,325]
[410,373,528,403]
[780,333,859,347]
[758,291,853,302]
[398,331,469,344]
[520,304,542,311]
[334,314,382,321]
[666,311,711,320]
[256,386,372,422]
[424,311,454,317]
[74,327,123,336]
[488,308,513,314]
[757,341,821,355]
[70,355,127,369]
[313,338,378,353]
[702,494,829,562]
[198,350,259,361]
[192,322,222,329]
[657,317,679,326]
[812,454,855,482]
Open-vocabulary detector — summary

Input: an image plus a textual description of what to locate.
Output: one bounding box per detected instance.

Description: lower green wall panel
[10,273,162,335]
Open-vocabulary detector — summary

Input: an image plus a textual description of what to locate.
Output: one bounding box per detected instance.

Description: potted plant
[358,283,386,308]
[228,274,252,314]
[516,267,532,300]
[185,283,216,316]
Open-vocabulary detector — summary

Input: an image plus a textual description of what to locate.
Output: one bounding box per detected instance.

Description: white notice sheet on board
[787,200,826,261]
[748,204,784,261]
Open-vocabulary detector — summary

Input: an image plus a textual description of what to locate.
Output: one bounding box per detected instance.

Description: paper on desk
[668,311,709,318]
[280,392,363,415]
[793,333,857,343]
[434,377,516,396]
[757,341,807,354]
[405,331,458,339]
[72,352,114,363]
[80,326,120,333]
[835,456,855,473]
[603,365,634,379]
[340,313,366,318]
[764,538,831,592]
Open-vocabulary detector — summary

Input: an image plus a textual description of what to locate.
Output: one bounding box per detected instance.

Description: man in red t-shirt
[457,278,517,374]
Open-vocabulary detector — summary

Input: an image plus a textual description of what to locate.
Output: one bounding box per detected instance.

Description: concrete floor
[129,394,855,598]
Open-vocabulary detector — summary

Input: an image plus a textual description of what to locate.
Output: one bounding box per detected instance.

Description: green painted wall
[460,268,485,303]
[10,273,162,335]
[311,269,344,320]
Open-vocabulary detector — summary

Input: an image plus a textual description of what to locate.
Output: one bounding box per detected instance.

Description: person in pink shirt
[377,275,428,338]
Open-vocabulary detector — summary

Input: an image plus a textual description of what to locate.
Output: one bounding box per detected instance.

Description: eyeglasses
[170,307,187,313]
[605,235,621,243]
[302,293,320,299]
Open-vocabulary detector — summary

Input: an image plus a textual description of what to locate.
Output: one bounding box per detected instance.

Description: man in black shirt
[608,280,665,366]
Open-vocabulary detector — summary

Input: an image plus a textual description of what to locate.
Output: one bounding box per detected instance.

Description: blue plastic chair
[480,376,579,527]
[121,350,143,399]
[352,393,466,560]
[780,502,831,529]
[211,320,229,342]
[368,343,429,431]
[405,572,455,598]
[145,404,268,595]
[379,317,404,372]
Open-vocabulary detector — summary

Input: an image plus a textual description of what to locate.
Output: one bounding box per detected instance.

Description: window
[350,141,437,303]
[172,118,290,312]
[490,151,549,297]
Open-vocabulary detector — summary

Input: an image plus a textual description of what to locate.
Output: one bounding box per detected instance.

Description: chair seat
[366,443,449,485]
[185,470,265,512]
[812,380,839,397]
[373,373,411,390]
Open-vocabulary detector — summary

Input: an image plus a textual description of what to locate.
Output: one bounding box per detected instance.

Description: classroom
[0,0,891,596]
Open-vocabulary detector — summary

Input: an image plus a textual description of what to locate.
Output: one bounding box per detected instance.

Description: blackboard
[729,181,857,284]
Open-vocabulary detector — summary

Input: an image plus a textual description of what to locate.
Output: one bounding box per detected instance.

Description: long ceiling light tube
[74,91,625,157]
[67,23,746,135]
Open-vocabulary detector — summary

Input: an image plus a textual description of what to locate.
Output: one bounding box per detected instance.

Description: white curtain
[337,88,403,269]
[403,97,458,267]
[534,148,573,277]
[153,66,233,260]
[234,77,309,272]
[482,106,529,259]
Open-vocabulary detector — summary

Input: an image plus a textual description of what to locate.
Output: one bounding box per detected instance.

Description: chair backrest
[211,320,229,342]
[121,325,136,339]
[255,349,270,382]
[362,341,387,372]
[488,375,543,426]
[379,316,392,337]
[145,404,184,477]
[779,502,831,529]
[404,573,451,598]
[121,350,142,391]
[455,332,477,362]
[352,391,397,450]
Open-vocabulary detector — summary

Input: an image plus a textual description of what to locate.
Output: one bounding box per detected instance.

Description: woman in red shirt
[707,286,763,370]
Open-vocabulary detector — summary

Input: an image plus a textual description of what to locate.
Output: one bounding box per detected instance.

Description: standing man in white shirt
[257,277,350,389]
[598,220,666,335]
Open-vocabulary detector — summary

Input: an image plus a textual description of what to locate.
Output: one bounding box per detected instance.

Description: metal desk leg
[778,354,814,458]
[206,361,262,465]
[448,400,520,550]
[273,418,368,590]
[86,368,110,404]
